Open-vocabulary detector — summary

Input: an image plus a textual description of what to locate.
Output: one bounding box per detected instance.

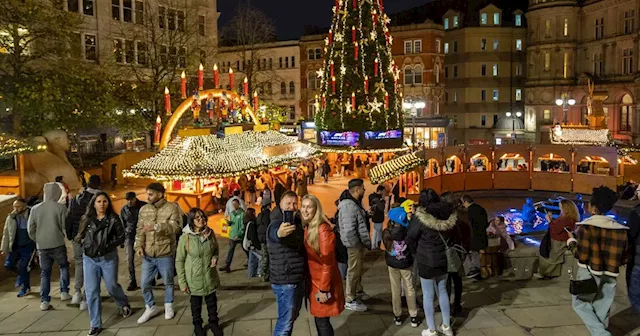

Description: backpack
[438,232,466,273]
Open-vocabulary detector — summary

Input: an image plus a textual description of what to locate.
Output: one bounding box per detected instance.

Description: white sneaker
[438,324,454,336]
[79,300,87,311]
[40,301,50,311]
[421,329,438,336]
[344,300,367,312]
[137,305,157,324]
[71,292,82,304]
[60,292,72,301]
[164,303,175,320]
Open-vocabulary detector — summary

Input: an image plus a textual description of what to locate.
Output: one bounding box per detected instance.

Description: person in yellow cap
[401,200,415,220]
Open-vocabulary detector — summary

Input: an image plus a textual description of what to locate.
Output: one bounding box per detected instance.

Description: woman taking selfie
[301,194,345,336]
[176,208,223,336]
[74,192,131,336]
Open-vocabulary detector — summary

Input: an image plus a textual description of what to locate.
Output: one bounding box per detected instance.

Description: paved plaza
[0,177,638,336]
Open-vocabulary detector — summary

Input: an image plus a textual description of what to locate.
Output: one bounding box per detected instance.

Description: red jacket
[305,223,345,318]
[549,216,576,242]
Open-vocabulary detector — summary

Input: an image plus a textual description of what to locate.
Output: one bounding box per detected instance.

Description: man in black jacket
[120,192,146,291]
[256,197,272,282]
[267,191,305,336]
[65,175,101,310]
[274,179,286,206]
[461,195,488,281]
[368,185,386,250]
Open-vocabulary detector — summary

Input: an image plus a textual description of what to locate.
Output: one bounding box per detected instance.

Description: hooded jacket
[134,198,182,258]
[338,192,371,249]
[176,225,220,296]
[66,187,100,239]
[28,183,68,249]
[406,204,459,279]
[1,208,32,253]
[567,215,628,277]
[120,199,146,241]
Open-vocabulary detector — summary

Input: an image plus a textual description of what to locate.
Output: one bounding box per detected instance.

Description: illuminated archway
[535,153,569,173]
[577,156,610,175]
[468,153,490,172]
[444,155,462,174]
[159,89,260,149]
[425,158,440,178]
[496,153,528,171]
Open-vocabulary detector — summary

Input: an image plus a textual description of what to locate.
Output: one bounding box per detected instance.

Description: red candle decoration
[372,9,378,23]
[353,0,357,10]
[364,75,369,94]
[328,31,333,45]
[352,26,356,42]
[322,94,326,109]
[354,42,359,60]
[384,92,389,109]
[253,91,259,111]
[154,115,161,145]
[198,63,204,90]
[335,0,339,9]
[330,60,334,77]
[180,71,187,98]
[379,0,384,13]
[351,92,356,108]
[374,58,379,76]
[213,64,219,88]
[331,76,336,93]
[229,68,234,89]
[243,77,249,96]
[164,87,171,116]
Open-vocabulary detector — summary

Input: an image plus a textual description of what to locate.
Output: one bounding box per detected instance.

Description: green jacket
[176,225,220,296]
[229,209,245,241]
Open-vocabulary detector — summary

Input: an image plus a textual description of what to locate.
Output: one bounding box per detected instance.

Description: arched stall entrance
[531,145,573,192]
[422,148,443,194]
[442,147,465,192]
[494,144,531,190]
[465,145,493,191]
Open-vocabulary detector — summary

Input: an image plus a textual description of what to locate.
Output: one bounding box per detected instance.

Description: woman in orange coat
[300,194,345,336]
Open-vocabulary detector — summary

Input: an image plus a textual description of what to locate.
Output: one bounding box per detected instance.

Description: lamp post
[555,93,576,125]
[505,111,522,143]
[402,99,426,149]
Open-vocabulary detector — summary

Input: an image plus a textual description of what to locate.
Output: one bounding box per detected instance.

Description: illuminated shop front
[402,116,449,148]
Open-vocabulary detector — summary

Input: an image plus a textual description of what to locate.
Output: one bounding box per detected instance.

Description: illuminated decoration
[550,125,610,146]
[368,151,423,184]
[316,145,409,156]
[125,131,320,181]
[0,134,45,159]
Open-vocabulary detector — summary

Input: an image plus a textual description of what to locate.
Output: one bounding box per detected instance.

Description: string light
[549,126,610,146]
[0,134,45,159]
[368,151,423,184]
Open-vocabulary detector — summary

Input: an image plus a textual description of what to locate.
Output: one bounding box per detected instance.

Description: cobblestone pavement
[0,177,638,336]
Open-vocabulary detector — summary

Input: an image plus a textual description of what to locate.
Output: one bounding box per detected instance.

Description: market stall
[494,144,531,190]
[531,145,572,193]
[442,146,465,192]
[573,145,618,194]
[464,145,493,191]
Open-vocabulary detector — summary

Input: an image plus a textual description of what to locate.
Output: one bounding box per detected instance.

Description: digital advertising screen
[318,131,360,147]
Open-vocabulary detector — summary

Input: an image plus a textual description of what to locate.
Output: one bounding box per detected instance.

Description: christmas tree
[314,0,403,134]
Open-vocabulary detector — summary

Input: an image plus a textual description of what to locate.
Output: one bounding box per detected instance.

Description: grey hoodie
[28,182,68,249]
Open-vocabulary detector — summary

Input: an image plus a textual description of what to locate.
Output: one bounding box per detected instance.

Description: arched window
[621,94,633,131]
[307,72,317,89]
[280,82,286,95]
[289,81,295,94]
[315,48,322,59]
[434,64,440,84]
[266,82,272,95]
[308,100,316,119]
[308,49,314,60]
[414,65,423,84]
[404,66,414,85]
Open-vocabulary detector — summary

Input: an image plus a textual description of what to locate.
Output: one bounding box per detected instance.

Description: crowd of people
[3,169,640,336]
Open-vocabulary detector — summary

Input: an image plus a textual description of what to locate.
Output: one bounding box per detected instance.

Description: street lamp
[402,99,426,148]
[555,93,576,125]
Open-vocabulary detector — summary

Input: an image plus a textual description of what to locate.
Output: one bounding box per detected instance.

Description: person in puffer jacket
[176,208,223,336]
[338,179,371,312]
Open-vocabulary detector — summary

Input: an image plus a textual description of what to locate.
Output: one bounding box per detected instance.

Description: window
[308,100,316,119]
[84,34,96,61]
[285,57,289,68]
[453,91,458,103]
[198,15,205,36]
[123,0,132,23]
[544,52,550,71]
[621,95,633,131]
[625,10,635,35]
[266,82,273,95]
[414,40,422,53]
[543,109,551,121]
[481,90,487,101]
[280,82,286,95]
[236,60,240,70]
[292,56,296,68]
[177,11,185,32]
[593,53,603,75]
[444,42,449,54]
[493,64,498,77]
[289,106,296,120]
[453,15,459,28]
[404,67,414,85]
[481,13,487,25]
[68,0,79,12]
[623,48,634,75]
[444,18,449,30]
[134,1,143,24]
[125,40,134,63]
[563,52,569,78]
[404,41,412,54]
[481,64,487,76]
[279,57,283,68]
[492,89,499,101]
[435,64,440,83]
[269,58,273,69]
[453,40,458,52]
[453,65,458,77]
[516,64,523,76]
[289,81,295,94]
[160,45,167,64]
[493,13,500,25]
[308,49,314,60]
[515,14,522,27]
[168,9,176,30]
[545,20,551,38]
[445,91,449,103]
[315,48,321,59]
[178,47,186,68]
[445,66,449,78]
[481,38,486,51]
[493,114,499,126]
[595,18,604,39]
[414,65,423,84]
[493,39,499,50]
[83,0,94,15]
[159,6,165,29]
[436,39,441,53]
[113,39,123,63]
[137,41,146,65]
[112,0,120,20]
[481,115,486,126]
[169,46,177,66]
[564,18,569,37]
[516,39,522,51]
[516,89,522,101]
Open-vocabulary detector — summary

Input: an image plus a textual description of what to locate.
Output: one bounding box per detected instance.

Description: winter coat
[256,206,271,244]
[467,203,489,251]
[338,196,371,249]
[382,224,413,270]
[76,213,125,258]
[245,216,260,250]
[134,199,183,258]
[176,225,220,296]
[65,187,100,239]
[407,205,458,279]
[1,209,32,253]
[120,200,146,242]
[267,207,306,285]
[549,215,576,242]
[568,215,628,277]
[274,182,286,205]
[28,183,68,250]
[305,222,345,318]
[228,209,245,241]
[368,193,386,223]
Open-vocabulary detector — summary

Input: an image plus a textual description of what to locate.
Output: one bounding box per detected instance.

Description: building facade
[442,4,527,145]
[215,41,301,121]
[525,0,639,144]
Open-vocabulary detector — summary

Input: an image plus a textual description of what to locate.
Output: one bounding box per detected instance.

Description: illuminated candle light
[351,92,356,108]
[213,63,219,88]
[253,91,259,111]
[353,0,357,10]
[322,94,326,109]
[384,92,389,109]
[243,77,248,96]
[164,87,171,116]
[229,68,234,89]
[180,71,186,98]
[354,42,359,60]
[328,31,333,45]
[331,76,336,93]
[374,58,379,76]
[352,26,356,42]
[154,115,161,145]
[198,63,204,90]
[330,60,334,77]
[364,75,369,94]
[372,9,378,23]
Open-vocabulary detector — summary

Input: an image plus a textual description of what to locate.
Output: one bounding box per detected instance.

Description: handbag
[539,229,552,259]
[438,232,466,273]
[569,271,599,296]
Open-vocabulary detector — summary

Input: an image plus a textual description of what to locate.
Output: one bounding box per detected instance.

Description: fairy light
[368,151,423,184]
[0,134,45,159]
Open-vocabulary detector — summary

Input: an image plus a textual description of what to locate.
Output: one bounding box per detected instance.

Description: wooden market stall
[423,148,443,194]
[494,144,531,190]
[442,146,465,192]
[573,146,618,194]
[464,145,493,191]
[531,144,573,193]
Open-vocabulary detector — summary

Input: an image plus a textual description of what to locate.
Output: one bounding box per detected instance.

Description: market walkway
[0,177,638,336]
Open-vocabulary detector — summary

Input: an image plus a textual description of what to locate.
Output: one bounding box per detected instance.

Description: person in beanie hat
[383,207,420,328]
[120,192,146,291]
[135,182,183,324]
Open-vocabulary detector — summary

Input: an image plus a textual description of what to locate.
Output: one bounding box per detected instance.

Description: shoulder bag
[438,232,466,273]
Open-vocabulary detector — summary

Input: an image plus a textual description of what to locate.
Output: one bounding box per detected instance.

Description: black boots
[193,325,205,336]
[194,323,223,336]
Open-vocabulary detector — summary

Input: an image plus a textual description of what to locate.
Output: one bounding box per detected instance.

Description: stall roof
[550,126,610,146]
[123,131,320,181]
[0,134,45,159]
[369,151,425,184]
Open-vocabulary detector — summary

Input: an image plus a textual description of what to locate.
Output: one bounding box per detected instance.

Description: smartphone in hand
[283,210,294,224]
[563,226,573,233]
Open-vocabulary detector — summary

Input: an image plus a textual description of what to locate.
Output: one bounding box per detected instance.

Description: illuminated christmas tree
[315,0,402,134]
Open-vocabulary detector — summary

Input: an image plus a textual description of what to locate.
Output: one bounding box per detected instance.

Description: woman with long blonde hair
[535,199,579,279]
[300,194,345,336]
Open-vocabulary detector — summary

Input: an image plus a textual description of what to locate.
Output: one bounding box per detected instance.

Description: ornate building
[525,0,638,144]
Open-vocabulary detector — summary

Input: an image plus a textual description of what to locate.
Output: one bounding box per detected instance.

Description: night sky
[217,0,435,40]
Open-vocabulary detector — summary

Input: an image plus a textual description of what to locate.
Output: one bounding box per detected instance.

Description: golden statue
[586,78,607,129]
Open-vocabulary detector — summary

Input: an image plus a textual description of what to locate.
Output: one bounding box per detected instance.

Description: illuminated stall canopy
[534,153,569,173]
[444,155,463,174]
[425,159,440,178]
[468,153,490,172]
[576,156,611,175]
[496,153,528,171]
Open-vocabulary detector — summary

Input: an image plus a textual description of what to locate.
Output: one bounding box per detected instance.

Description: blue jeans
[224,239,248,268]
[84,250,129,328]
[371,222,383,249]
[421,275,450,331]
[271,283,304,336]
[4,244,35,291]
[248,250,262,278]
[39,245,70,302]
[572,267,617,336]
[141,255,175,306]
